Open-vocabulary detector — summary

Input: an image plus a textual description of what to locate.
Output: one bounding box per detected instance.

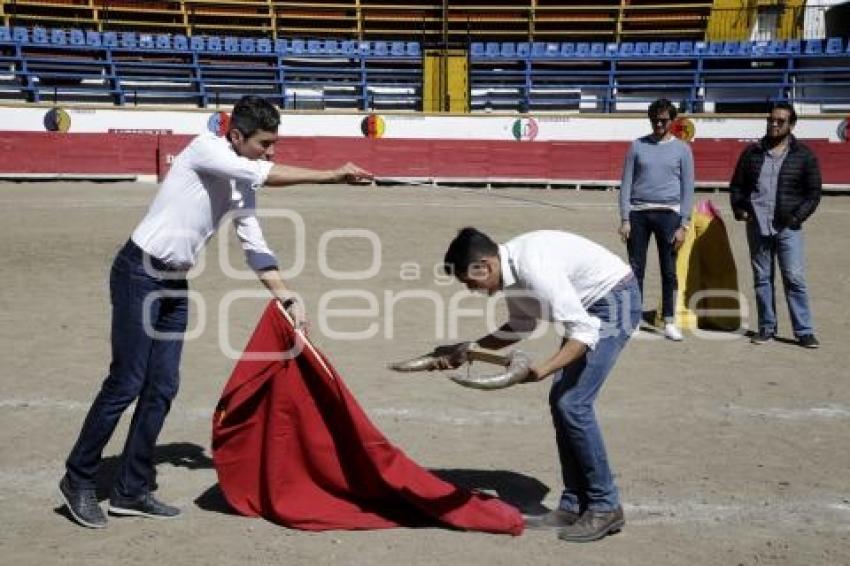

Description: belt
[122,239,187,274]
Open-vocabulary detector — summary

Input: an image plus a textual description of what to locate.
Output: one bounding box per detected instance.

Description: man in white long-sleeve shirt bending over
[438,228,640,543]
[59,96,371,529]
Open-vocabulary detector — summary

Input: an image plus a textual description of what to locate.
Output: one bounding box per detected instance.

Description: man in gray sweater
[618,98,695,341]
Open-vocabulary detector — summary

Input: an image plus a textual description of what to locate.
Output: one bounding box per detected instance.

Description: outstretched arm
[265,162,372,186]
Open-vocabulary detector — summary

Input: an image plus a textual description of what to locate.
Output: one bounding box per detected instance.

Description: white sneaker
[663,323,684,342]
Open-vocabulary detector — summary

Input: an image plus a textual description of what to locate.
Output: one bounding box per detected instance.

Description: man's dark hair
[648,98,678,120]
[769,101,797,125]
[443,227,499,277]
[230,96,280,138]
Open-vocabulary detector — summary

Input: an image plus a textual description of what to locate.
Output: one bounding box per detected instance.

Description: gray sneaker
[557,506,625,542]
[108,492,181,519]
[59,476,107,529]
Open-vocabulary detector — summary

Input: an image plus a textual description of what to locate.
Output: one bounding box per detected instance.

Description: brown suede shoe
[523,508,581,530]
[557,506,624,542]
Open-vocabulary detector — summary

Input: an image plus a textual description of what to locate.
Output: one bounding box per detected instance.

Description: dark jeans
[65,239,188,498]
[549,275,641,512]
[626,209,681,321]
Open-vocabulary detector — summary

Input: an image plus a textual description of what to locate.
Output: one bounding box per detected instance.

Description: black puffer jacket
[729,135,822,229]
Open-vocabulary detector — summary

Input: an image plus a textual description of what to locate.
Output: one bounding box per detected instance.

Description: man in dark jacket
[729,102,821,348]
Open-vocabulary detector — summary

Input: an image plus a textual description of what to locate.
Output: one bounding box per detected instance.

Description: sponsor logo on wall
[43,107,71,132]
[511,117,538,141]
[671,117,696,142]
[838,118,850,142]
[208,111,230,136]
[361,114,386,138]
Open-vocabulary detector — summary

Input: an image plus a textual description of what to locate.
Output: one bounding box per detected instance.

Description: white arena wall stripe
[0,104,848,142]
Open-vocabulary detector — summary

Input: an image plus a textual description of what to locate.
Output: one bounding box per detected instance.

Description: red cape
[212,302,523,534]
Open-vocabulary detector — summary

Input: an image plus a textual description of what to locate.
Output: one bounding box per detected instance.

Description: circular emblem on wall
[361,114,386,138]
[512,117,538,141]
[43,107,71,132]
[837,117,850,142]
[207,111,230,136]
[671,117,695,142]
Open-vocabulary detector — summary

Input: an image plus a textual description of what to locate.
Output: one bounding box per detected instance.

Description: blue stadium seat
[291,39,306,55]
[635,42,650,56]
[374,41,389,56]
[471,42,485,57]
[752,40,769,56]
[663,41,678,56]
[69,29,85,47]
[207,36,222,52]
[32,27,49,44]
[307,39,322,54]
[256,37,271,53]
[120,32,137,49]
[738,40,752,56]
[155,34,171,50]
[531,42,546,58]
[826,37,843,54]
[274,38,288,54]
[0,27,10,43]
[575,42,591,57]
[590,42,605,57]
[50,28,67,46]
[224,36,239,53]
[767,39,785,55]
[341,40,356,55]
[85,30,101,47]
[605,42,618,57]
[649,42,664,56]
[485,42,500,57]
[12,26,29,44]
[190,36,205,51]
[786,39,801,54]
[500,42,516,58]
[240,37,256,53]
[517,42,531,58]
[406,41,420,57]
[173,34,188,51]
[804,39,822,55]
[356,40,370,56]
[693,41,708,56]
[390,41,405,56]
[103,31,118,48]
[545,42,560,57]
[678,41,694,56]
[139,34,155,50]
[560,42,575,57]
[707,41,724,56]
[324,39,340,54]
[619,42,635,57]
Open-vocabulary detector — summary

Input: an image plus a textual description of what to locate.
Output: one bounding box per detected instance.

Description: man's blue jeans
[626,209,681,321]
[549,276,641,513]
[746,221,815,337]
[65,240,188,498]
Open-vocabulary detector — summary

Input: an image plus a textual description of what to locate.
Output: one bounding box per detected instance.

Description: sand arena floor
[0,181,848,565]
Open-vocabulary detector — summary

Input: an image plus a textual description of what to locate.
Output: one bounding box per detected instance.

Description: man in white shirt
[59,96,371,529]
[439,228,640,542]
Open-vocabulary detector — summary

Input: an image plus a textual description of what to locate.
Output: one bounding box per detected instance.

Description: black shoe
[798,334,820,349]
[59,476,107,529]
[108,492,181,519]
[750,329,775,345]
[523,508,581,530]
[557,506,625,543]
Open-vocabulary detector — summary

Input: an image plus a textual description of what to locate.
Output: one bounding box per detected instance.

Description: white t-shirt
[499,231,631,349]
[132,132,276,271]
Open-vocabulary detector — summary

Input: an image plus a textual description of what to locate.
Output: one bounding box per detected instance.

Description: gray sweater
[619,135,695,223]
